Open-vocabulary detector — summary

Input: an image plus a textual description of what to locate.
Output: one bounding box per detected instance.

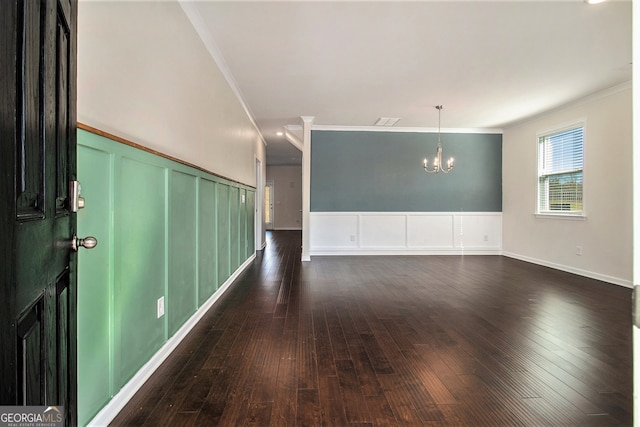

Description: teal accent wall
[75,145,112,423]
[217,184,230,282]
[76,129,255,426]
[310,130,502,212]
[198,179,217,306]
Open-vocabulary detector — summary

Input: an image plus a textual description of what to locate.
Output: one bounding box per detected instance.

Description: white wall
[502,83,632,287]
[77,1,265,188]
[266,165,302,230]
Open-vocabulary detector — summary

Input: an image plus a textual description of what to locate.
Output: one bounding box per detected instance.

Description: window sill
[534,212,586,221]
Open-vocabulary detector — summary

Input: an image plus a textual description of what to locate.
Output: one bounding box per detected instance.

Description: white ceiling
[182,1,632,165]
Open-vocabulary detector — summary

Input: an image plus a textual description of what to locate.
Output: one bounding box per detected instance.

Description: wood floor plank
[269,355,297,427]
[166,411,198,427]
[334,302,362,347]
[177,368,217,412]
[245,402,273,426]
[317,375,349,427]
[359,332,394,375]
[348,343,384,397]
[109,230,632,426]
[296,388,321,426]
[214,309,269,425]
[312,307,337,377]
[363,394,398,427]
[334,359,371,423]
[192,367,231,426]
[248,323,283,403]
[297,310,318,390]
[377,374,422,425]
[400,350,458,405]
[325,305,351,361]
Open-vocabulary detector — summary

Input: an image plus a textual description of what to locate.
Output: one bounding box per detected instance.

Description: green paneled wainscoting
[76,128,256,426]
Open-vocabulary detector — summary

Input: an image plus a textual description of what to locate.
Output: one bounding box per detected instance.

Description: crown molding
[179,1,267,146]
[284,128,303,151]
[503,80,632,129]
[310,125,503,134]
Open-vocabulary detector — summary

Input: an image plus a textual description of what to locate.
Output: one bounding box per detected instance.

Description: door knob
[72,234,98,251]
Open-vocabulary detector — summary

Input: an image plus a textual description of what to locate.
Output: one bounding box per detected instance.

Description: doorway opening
[265,180,274,230]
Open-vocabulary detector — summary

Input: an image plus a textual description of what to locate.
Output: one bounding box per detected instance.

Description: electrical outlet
[576,246,583,256]
[157,296,165,318]
[483,235,489,242]
[350,235,356,242]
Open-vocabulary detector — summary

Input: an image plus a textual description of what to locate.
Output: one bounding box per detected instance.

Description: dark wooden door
[1,0,78,425]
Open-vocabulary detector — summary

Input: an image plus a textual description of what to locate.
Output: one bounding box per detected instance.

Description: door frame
[632,1,639,423]
[255,157,264,250]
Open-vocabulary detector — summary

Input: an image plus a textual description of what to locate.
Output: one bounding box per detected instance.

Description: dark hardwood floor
[110,230,632,426]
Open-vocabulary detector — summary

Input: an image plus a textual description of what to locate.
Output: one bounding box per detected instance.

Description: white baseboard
[87,253,256,427]
[502,251,632,288]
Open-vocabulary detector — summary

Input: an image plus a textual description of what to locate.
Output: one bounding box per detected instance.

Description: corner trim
[87,254,256,427]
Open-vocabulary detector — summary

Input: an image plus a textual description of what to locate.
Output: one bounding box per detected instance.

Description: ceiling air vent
[374,117,400,127]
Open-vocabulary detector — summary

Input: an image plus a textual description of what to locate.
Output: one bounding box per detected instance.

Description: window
[537,124,584,215]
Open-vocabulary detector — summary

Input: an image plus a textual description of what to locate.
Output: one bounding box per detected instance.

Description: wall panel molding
[77,129,255,426]
[310,212,502,256]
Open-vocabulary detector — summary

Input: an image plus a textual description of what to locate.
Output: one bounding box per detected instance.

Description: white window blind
[537,125,583,214]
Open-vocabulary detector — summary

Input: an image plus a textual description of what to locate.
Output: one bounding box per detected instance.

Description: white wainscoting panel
[454,213,503,250]
[360,215,407,248]
[407,214,454,248]
[310,212,502,255]
[310,214,359,248]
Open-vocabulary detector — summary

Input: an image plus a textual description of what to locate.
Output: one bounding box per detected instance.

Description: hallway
[111,231,632,426]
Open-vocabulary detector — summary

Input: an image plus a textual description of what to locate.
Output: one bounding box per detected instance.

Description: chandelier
[423,105,454,174]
